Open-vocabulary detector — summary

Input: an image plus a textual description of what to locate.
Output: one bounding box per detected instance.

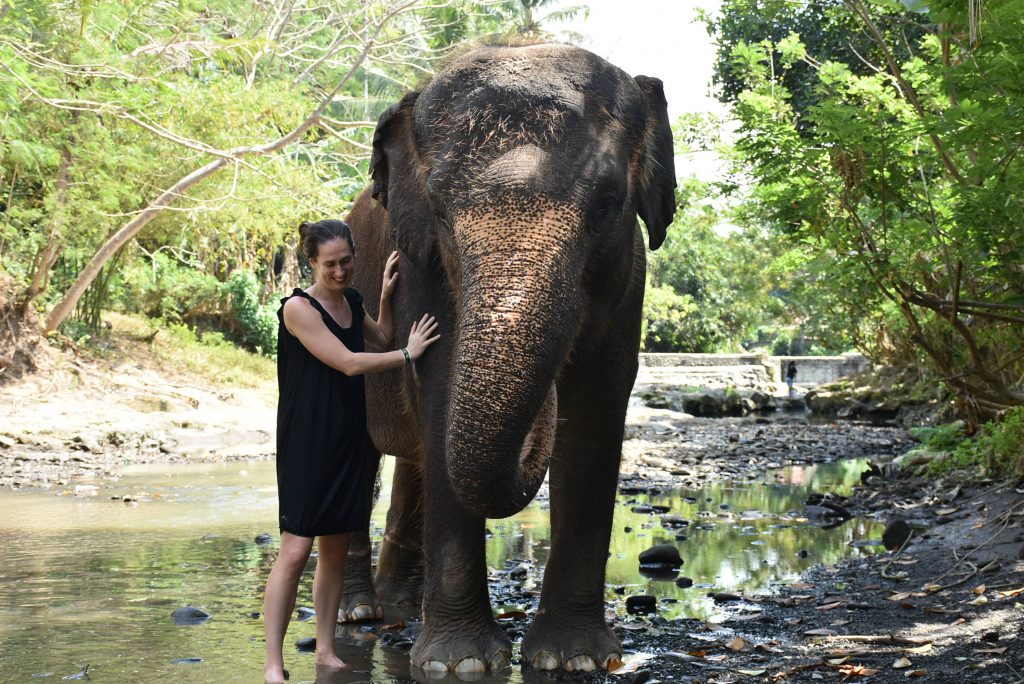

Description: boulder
[639,544,683,568]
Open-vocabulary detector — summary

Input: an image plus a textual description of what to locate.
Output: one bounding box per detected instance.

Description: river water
[0,457,882,683]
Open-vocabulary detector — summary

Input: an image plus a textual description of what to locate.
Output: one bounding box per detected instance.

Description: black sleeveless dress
[275,288,370,537]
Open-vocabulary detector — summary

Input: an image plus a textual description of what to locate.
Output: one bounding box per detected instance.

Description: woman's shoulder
[281,290,317,318]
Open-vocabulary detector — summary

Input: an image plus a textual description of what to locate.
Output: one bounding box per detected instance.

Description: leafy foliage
[709,0,1024,423]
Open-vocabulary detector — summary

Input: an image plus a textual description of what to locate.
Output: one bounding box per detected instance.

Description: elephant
[340,42,676,675]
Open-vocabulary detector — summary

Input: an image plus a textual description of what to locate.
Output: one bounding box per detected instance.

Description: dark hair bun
[298,219,354,259]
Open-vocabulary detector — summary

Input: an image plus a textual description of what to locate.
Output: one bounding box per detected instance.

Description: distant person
[786,360,798,396]
[262,219,440,684]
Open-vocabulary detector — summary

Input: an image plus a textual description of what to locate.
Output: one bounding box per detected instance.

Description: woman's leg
[264,532,315,683]
[312,532,351,670]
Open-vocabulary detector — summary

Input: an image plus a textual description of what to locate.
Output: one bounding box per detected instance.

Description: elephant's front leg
[522,365,630,672]
[374,456,425,608]
[339,448,384,622]
[410,455,511,675]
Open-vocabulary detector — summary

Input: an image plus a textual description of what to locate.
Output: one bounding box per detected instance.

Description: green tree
[714,0,1024,422]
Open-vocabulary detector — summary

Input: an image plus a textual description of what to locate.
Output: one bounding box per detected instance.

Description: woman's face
[310,237,354,293]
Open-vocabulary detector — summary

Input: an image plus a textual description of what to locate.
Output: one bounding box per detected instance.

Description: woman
[263,218,439,683]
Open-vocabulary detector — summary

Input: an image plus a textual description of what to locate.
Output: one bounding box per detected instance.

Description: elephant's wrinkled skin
[341,43,676,675]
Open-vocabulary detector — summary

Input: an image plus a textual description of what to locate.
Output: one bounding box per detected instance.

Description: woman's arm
[284,297,439,376]
[363,250,399,350]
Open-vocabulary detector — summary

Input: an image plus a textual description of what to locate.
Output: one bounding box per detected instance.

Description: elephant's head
[370,44,676,518]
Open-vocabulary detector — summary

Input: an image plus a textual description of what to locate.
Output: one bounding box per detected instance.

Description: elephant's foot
[338,587,383,623]
[522,614,622,672]
[376,576,422,609]
[410,619,512,677]
[375,538,425,609]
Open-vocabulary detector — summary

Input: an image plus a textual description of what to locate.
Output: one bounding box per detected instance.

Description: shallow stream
[0,456,882,682]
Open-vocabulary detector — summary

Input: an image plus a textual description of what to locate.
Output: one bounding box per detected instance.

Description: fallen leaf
[803,628,836,637]
[494,611,527,621]
[726,637,747,651]
[381,620,406,631]
[816,601,845,611]
[968,596,989,606]
[888,592,913,602]
[830,619,852,626]
[706,654,729,662]
[997,587,1024,599]
[900,602,917,610]
[837,664,879,676]
[905,669,928,678]
[827,657,850,665]
[893,657,912,669]
[734,669,767,677]
[922,583,943,593]
[972,584,987,595]
[756,644,782,654]
[936,507,959,515]
[904,643,934,655]
[974,647,1007,655]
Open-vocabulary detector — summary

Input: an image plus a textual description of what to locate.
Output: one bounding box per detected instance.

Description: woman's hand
[406,314,441,360]
[381,251,400,302]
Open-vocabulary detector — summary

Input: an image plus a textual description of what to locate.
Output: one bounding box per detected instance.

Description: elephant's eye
[590,192,621,228]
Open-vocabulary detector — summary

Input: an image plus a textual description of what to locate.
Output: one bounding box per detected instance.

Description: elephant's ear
[370,91,419,209]
[633,76,677,251]
[370,91,436,265]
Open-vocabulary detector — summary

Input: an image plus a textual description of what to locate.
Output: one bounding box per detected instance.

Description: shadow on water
[0,457,882,683]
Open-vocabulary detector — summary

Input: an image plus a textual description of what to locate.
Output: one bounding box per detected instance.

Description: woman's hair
[298,219,355,259]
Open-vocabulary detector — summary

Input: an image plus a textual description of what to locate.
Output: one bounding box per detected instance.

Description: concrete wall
[771,354,871,386]
[637,352,870,387]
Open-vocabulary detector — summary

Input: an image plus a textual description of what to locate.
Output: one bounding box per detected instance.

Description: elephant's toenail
[421,660,449,673]
[350,604,374,621]
[533,652,559,671]
[567,655,596,672]
[454,658,485,674]
[488,652,511,670]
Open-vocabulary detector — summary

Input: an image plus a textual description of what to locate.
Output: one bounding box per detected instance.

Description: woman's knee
[276,534,314,572]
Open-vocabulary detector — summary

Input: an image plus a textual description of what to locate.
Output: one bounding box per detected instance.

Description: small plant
[955,407,1024,479]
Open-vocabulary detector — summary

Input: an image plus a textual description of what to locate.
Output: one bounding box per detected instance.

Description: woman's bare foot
[264,665,288,683]
[315,652,349,672]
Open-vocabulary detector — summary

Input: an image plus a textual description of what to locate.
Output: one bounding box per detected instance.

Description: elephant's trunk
[445,210,581,519]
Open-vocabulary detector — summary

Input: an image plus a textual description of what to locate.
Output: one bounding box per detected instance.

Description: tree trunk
[21,145,72,312]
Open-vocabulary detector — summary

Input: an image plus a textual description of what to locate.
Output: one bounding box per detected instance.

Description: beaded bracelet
[400,347,412,364]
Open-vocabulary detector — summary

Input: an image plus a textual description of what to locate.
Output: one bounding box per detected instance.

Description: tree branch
[43,0,422,333]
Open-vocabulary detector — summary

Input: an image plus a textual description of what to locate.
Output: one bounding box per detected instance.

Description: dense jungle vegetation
[1,1,1021,441]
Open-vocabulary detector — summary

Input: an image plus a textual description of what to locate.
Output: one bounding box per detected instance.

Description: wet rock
[508,563,530,580]
[631,505,655,514]
[883,519,914,550]
[171,606,210,625]
[170,657,202,665]
[296,606,315,621]
[710,592,742,604]
[639,544,683,568]
[675,577,694,588]
[295,637,316,651]
[797,549,809,558]
[625,595,658,614]
[254,533,273,545]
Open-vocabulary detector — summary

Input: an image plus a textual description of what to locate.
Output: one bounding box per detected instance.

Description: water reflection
[0,459,880,682]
